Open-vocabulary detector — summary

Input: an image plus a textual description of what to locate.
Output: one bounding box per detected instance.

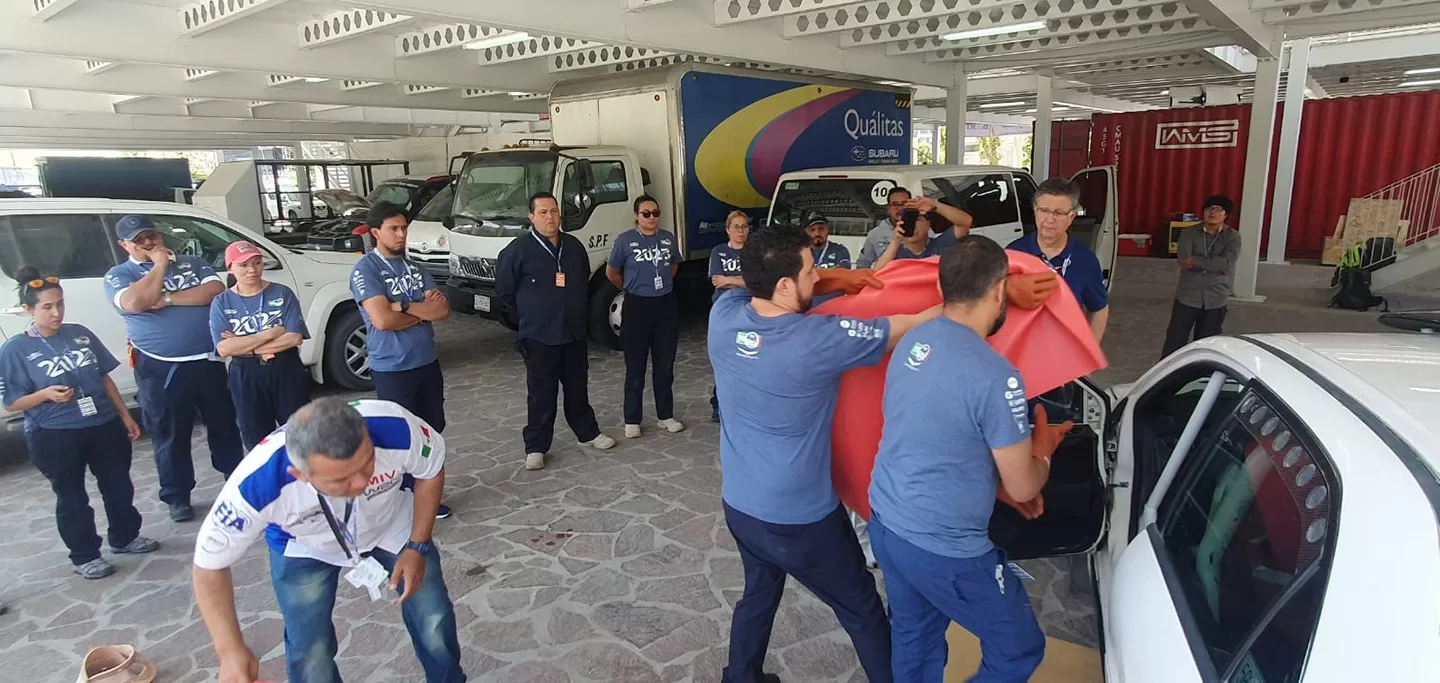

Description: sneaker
[658,418,685,433]
[168,503,194,522]
[624,424,642,439]
[525,452,546,470]
[581,434,616,450]
[111,536,160,554]
[73,558,116,580]
[435,504,452,520]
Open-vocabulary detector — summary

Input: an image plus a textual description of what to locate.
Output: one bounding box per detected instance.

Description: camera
[900,208,919,237]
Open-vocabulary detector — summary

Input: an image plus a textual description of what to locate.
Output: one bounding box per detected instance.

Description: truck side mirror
[575,159,596,193]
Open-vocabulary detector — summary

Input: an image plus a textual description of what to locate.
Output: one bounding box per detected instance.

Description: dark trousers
[722,503,893,683]
[372,360,447,433]
[134,353,244,505]
[229,349,312,452]
[518,338,600,453]
[1161,300,1228,358]
[25,419,143,565]
[620,292,679,425]
[870,516,1044,683]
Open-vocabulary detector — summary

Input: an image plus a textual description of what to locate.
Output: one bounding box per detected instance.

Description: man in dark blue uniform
[1007,178,1110,343]
[104,215,243,522]
[496,192,616,471]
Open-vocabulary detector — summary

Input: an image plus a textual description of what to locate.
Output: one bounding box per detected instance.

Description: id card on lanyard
[30,325,96,417]
[319,493,389,599]
[372,251,415,300]
[644,232,665,292]
[533,231,565,288]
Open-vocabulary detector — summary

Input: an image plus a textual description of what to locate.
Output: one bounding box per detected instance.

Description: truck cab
[444,145,644,348]
[768,164,1119,283]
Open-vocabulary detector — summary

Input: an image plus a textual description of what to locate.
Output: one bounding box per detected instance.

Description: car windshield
[314,189,370,218]
[367,181,419,209]
[451,151,556,237]
[416,184,454,223]
[769,178,891,238]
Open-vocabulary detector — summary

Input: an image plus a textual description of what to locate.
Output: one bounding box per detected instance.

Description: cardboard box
[1321,236,1346,266]
[1343,198,1404,244]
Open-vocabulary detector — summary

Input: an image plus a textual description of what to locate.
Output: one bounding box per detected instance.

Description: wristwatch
[163,291,173,307]
[403,539,433,555]
[399,300,411,313]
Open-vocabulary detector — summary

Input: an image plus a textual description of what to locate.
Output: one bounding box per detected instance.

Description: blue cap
[116,215,157,241]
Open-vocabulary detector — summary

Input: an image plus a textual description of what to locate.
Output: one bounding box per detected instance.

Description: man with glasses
[1162,195,1240,357]
[857,189,973,268]
[104,215,243,523]
[1007,179,1110,343]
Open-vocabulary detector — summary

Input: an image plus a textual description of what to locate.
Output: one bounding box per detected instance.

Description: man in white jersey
[192,397,464,683]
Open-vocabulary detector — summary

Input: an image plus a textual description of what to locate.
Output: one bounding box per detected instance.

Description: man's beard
[796,290,814,313]
[812,236,825,248]
[987,296,1008,338]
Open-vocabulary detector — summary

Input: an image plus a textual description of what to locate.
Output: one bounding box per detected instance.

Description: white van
[0,199,372,427]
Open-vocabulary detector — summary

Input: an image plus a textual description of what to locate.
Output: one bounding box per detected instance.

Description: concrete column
[945,78,966,165]
[1266,38,1312,264]
[1233,54,1282,302]
[1032,76,1053,182]
[932,121,943,164]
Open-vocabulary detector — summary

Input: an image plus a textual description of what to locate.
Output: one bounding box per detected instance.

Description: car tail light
[352,224,369,235]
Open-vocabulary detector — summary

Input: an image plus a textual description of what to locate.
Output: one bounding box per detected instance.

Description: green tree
[976,136,1001,166]
[1022,135,1034,170]
[916,142,933,165]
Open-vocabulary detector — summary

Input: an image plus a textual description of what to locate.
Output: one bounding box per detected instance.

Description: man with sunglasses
[1162,194,1240,358]
[1006,178,1110,343]
[104,215,244,523]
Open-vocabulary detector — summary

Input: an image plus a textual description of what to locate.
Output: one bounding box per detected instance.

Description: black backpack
[1331,267,1386,311]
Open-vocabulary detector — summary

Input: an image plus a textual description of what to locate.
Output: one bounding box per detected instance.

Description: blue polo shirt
[209,283,310,347]
[869,317,1032,559]
[893,238,945,261]
[812,242,852,270]
[1007,233,1109,313]
[103,256,223,360]
[709,288,891,525]
[350,251,438,373]
[708,243,743,302]
[608,229,678,298]
[0,323,121,431]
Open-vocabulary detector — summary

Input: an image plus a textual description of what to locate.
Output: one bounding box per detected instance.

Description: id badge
[555,272,566,288]
[653,275,664,291]
[76,396,98,417]
[343,556,388,601]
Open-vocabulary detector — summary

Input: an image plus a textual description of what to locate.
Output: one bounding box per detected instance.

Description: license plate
[474,294,491,312]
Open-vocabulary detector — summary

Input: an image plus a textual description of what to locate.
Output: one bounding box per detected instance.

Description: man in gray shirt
[856,187,973,268]
[1162,195,1241,357]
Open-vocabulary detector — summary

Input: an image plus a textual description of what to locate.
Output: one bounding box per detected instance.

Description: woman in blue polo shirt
[0,267,158,580]
[607,195,685,438]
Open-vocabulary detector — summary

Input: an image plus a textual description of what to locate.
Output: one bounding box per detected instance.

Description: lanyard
[234,285,267,324]
[1038,244,1071,277]
[371,250,410,281]
[639,230,664,278]
[532,230,563,272]
[316,493,358,561]
[815,243,830,266]
[29,324,87,398]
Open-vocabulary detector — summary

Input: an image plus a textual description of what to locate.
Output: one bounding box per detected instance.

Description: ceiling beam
[1306,31,1440,67]
[949,32,1228,69]
[1201,44,1256,73]
[177,0,292,37]
[890,4,1203,57]
[928,19,1211,62]
[1180,0,1279,58]
[30,0,85,22]
[345,0,963,86]
[1052,89,1156,112]
[0,109,416,137]
[299,8,414,49]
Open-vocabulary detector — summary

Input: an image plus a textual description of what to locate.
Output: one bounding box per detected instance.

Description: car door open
[1070,166,1118,287]
[988,377,1112,561]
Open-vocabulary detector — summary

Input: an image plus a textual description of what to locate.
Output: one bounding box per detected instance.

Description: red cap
[224,241,263,267]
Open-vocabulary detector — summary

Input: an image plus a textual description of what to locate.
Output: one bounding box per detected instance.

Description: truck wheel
[324,308,374,391]
[589,282,624,350]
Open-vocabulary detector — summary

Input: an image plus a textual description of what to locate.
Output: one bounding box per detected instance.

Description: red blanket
[810,253,1108,519]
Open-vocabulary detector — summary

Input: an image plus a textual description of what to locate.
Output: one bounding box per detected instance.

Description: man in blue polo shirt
[869,235,1072,683]
[1007,178,1109,342]
[804,211,852,270]
[104,215,243,522]
[710,223,941,683]
[350,202,453,519]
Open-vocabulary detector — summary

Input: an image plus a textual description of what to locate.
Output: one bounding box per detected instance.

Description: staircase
[1369,162,1440,295]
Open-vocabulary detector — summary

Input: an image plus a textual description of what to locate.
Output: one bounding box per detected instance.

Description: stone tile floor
[0,258,1398,682]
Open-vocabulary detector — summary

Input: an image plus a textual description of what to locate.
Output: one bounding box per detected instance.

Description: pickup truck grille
[454,256,497,282]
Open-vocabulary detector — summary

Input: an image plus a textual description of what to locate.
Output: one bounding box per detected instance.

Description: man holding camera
[871,197,972,271]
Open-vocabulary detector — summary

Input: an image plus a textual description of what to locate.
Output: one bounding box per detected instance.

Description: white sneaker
[524,452,546,470]
[582,433,617,450]
[658,418,685,433]
[624,424,642,438]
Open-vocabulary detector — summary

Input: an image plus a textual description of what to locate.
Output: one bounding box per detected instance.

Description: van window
[560,160,628,231]
[769,178,891,237]
[0,214,118,280]
[1156,389,1334,682]
[921,174,1019,230]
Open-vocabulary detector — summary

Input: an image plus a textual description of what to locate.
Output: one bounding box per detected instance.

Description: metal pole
[1267,38,1313,264]
[1233,51,1282,302]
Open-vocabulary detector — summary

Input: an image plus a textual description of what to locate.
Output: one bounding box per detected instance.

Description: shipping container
[1048,120,1095,179]
[38,157,193,202]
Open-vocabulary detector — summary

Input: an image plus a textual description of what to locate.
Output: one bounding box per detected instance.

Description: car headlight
[449,253,460,270]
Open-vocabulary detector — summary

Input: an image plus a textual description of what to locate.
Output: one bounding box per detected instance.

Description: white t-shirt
[193,399,445,570]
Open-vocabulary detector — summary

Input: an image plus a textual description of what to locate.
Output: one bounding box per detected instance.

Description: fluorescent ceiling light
[464,31,530,50]
[1400,78,1440,87]
[303,77,328,83]
[1161,89,1170,95]
[1055,100,1122,113]
[979,101,1026,108]
[1403,67,1440,75]
[942,21,1045,41]
[508,91,531,96]
[1024,107,1071,113]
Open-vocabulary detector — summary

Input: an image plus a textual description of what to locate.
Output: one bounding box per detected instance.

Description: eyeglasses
[639,210,661,219]
[1035,207,1075,219]
[25,276,60,289]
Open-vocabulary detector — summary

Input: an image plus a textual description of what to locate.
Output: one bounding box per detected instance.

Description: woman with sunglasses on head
[0,267,158,580]
[606,195,685,438]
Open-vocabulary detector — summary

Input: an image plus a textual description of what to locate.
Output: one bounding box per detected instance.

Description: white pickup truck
[0,198,372,427]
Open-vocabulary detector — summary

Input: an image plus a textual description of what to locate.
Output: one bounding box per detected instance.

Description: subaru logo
[850,145,867,162]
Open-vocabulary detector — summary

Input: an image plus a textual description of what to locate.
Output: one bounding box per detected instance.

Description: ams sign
[1155,119,1241,150]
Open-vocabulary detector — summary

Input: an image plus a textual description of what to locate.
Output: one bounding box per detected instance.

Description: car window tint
[0,214,117,279]
[141,215,273,272]
[1015,174,1037,233]
[1156,389,1333,681]
[921,174,1018,229]
[560,160,627,231]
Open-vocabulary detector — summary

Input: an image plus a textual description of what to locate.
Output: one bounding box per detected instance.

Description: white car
[405,182,454,279]
[1020,323,1438,681]
[0,198,375,427]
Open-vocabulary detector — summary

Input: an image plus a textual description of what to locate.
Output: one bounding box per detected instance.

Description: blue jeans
[870,515,1044,683]
[268,544,465,683]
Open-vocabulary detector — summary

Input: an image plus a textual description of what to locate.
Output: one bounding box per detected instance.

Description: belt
[231,348,301,366]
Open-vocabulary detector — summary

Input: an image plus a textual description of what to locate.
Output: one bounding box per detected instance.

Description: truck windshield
[769,179,890,238]
[416,184,453,223]
[451,152,557,236]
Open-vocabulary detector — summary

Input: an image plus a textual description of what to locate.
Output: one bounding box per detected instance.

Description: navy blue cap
[803,210,829,228]
[116,215,157,241]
